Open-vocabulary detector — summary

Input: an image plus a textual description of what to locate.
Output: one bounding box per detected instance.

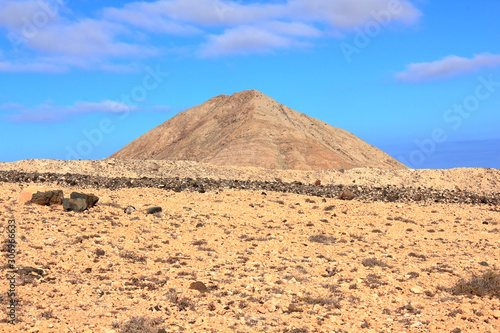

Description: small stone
[315,180,321,186]
[263,300,276,312]
[411,286,424,294]
[189,281,208,293]
[287,303,303,313]
[492,310,500,319]
[338,190,355,200]
[147,206,162,214]
[124,206,136,214]
[148,162,160,171]
[30,190,64,206]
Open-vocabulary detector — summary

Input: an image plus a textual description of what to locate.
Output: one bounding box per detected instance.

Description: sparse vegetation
[298,296,342,309]
[308,234,336,244]
[119,250,147,263]
[362,258,389,268]
[113,316,164,333]
[450,270,500,298]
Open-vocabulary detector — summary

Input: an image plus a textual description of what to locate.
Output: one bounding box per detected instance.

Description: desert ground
[0,159,499,332]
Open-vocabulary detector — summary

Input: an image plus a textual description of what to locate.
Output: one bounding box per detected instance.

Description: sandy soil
[0,160,499,332]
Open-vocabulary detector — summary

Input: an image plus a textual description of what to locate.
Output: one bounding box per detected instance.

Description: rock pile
[3,171,499,205]
[19,187,99,212]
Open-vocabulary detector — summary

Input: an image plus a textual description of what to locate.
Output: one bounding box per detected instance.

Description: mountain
[110,90,406,170]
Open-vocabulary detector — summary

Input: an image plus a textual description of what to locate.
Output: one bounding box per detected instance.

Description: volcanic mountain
[110,90,406,170]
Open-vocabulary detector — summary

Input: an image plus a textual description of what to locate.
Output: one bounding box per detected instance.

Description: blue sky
[0,0,499,169]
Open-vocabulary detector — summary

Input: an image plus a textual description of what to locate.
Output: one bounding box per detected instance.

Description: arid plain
[0,159,499,332]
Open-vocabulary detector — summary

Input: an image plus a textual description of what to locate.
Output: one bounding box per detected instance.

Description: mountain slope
[110,90,406,170]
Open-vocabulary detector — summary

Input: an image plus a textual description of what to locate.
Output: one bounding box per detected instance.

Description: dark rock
[147,206,162,214]
[30,190,63,206]
[387,193,399,202]
[315,180,321,186]
[288,303,303,313]
[338,190,355,200]
[63,198,88,212]
[70,192,99,208]
[189,281,208,293]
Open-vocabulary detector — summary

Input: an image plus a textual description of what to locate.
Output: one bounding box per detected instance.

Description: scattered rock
[70,192,99,208]
[124,206,136,214]
[315,180,321,186]
[148,162,160,171]
[189,281,208,293]
[147,206,162,214]
[1,170,500,205]
[338,190,355,201]
[287,304,303,313]
[63,198,88,212]
[492,310,500,319]
[263,300,276,312]
[29,190,64,206]
[411,286,424,294]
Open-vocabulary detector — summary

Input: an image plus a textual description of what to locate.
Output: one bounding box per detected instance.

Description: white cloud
[0,0,54,30]
[0,0,422,71]
[103,4,202,35]
[128,0,285,26]
[288,0,421,28]
[199,25,301,57]
[396,53,500,82]
[3,100,138,122]
[262,21,323,38]
[0,1,159,72]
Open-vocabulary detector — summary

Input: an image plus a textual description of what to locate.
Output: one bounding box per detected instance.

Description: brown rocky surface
[110,90,406,171]
[0,159,499,332]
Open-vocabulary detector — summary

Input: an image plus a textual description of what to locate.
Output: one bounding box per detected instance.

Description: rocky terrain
[0,159,499,332]
[110,90,406,170]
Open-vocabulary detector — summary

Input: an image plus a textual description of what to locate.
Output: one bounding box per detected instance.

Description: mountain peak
[111,90,406,170]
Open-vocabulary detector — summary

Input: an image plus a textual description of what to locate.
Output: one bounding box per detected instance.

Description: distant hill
[110,90,406,170]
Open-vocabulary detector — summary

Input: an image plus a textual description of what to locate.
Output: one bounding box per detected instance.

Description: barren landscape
[0,159,499,332]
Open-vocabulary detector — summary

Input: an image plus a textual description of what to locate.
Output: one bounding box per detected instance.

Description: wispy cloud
[2,100,137,123]
[0,61,67,73]
[199,24,315,57]
[0,0,421,71]
[396,53,500,82]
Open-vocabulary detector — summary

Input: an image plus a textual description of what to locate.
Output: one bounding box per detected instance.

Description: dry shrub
[451,270,500,298]
[114,316,164,333]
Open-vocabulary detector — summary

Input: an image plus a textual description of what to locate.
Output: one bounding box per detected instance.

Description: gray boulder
[70,192,99,208]
[63,198,88,212]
